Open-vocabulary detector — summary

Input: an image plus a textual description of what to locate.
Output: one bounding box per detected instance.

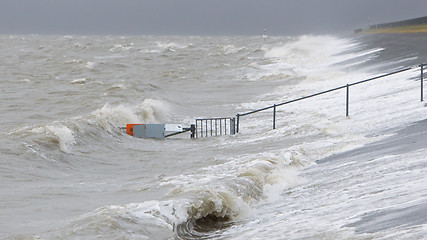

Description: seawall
[356,16,427,34]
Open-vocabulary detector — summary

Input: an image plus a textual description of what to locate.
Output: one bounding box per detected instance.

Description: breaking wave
[45,147,308,239]
[4,34,427,239]
[11,99,169,154]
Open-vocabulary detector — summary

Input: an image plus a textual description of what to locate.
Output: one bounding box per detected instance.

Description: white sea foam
[85,61,95,69]
[222,44,247,54]
[70,78,87,84]
[109,43,134,52]
[155,41,192,52]
[109,83,126,89]
[242,35,424,145]
[11,99,170,154]
[265,35,357,70]
[91,104,140,132]
[2,34,426,239]
[144,146,312,235]
[45,125,76,153]
[16,124,76,154]
[90,99,169,132]
[136,99,169,123]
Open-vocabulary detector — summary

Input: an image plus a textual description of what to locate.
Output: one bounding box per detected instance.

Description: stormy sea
[1,33,426,239]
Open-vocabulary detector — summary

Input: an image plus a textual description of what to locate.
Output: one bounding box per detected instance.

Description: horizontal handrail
[236,64,425,133]
[196,117,234,121]
[193,64,425,137]
[348,66,412,87]
[238,66,414,117]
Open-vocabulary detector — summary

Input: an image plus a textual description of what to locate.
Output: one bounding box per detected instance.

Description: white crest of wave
[14,123,77,154]
[141,148,311,229]
[222,44,247,54]
[91,99,169,132]
[109,43,134,52]
[85,61,95,69]
[155,41,192,52]
[70,78,87,84]
[136,99,168,123]
[91,105,140,132]
[237,149,309,201]
[128,189,252,230]
[63,190,251,238]
[264,35,358,70]
[45,125,76,153]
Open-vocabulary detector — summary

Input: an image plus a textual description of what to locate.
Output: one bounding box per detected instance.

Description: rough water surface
[1,34,426,239]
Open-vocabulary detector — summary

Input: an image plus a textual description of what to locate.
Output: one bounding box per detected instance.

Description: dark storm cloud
[1,0,426,35]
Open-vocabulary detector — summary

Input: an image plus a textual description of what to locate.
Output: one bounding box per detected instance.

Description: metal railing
[195,117,236,138]
[235,63,426,133]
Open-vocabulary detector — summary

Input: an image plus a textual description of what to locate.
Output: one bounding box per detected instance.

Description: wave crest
[88,99,169,132]
[12,99,169,154]
[26,124,77,153]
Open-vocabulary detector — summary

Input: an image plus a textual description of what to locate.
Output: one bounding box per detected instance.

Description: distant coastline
[355,16,427,34]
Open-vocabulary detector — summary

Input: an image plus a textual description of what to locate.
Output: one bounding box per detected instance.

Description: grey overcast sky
[0,0,426,35]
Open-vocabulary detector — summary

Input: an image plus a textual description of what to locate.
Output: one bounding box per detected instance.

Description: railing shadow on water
[195,64,426,138]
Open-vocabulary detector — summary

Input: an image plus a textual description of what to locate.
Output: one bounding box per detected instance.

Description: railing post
[236,114,240,133]
[205,119,208,137]
[230,118,236,135]
[190,124,195,138]
[421,64,424,102]
[191,65,419,138]
[346,84,350,117]
[200,120,203,138]
[273,104,276,129]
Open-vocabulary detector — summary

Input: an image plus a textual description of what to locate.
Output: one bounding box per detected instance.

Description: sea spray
[26,124,77,153]
[136,99,169,123]
[2,34,427,239]
[12,99,170,154]
[45,125,76,153]
[91,104,141,132]
[90,99,169,132]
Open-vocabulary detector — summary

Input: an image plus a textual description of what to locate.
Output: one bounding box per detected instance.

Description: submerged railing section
[194,63,426,138]
[195,117,236,138]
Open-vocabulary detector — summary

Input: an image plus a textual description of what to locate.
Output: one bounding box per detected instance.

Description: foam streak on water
[0,34,426,239]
